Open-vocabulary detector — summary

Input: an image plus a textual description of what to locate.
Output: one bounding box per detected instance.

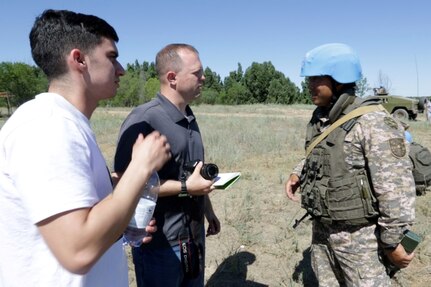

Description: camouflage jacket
[293,98,416,247]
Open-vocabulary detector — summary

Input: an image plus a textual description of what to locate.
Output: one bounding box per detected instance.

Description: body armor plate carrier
[300,94,381,226]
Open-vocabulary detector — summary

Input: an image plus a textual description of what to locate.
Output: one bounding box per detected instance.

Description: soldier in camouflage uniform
[285,43,416,286]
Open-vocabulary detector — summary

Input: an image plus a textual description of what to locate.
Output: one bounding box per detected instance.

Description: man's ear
[69,49,86,70]
[334,81,345,94]
[167,71,176,84]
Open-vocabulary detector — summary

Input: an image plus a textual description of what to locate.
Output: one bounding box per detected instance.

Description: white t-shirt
[0,93,128,287]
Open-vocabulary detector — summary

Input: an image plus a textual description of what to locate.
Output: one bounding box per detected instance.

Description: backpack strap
[305,104,388,157]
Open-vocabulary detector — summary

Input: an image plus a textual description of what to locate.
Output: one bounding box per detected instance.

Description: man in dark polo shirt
[114,43,220,287]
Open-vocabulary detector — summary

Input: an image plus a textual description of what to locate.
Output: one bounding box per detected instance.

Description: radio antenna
[415,55,419,98]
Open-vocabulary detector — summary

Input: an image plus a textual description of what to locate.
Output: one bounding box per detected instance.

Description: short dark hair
[155,43,199,78]
[29,9,118,79]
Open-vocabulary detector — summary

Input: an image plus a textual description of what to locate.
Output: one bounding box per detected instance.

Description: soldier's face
[308,76,333,107]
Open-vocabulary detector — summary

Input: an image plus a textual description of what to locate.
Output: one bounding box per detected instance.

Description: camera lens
[201,163,219,180]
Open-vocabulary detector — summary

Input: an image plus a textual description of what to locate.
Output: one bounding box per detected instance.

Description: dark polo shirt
[114,93,205,248]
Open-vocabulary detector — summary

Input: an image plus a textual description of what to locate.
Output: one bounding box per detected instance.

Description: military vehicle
[371,87,419,121]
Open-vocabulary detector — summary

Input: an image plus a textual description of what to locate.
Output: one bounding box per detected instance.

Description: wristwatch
[178,177,189,197]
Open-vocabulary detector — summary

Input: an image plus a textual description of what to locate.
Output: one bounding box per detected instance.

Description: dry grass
[89,105,431,287]
[4,104,430,286]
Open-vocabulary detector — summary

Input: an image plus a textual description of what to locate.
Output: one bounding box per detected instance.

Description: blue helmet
[300,43,362,84]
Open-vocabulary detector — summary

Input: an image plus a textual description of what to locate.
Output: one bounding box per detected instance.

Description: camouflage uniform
[293,97,416,286]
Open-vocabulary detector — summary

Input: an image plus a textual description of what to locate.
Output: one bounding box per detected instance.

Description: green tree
[142,61,157,80]
[142,78,160,103]
[224,81,248,104]
[267,75,299,104]
[243,61,288,103]
[222,62,301,105]
[356,77,371,98]
[224,63,243,89]
[203,67,223,92]
[222,63,246,104]
[195,89,219,105]
[127,60,141,74]
[223,63,243,90]
[0,62,48,106]
[104,70,143,107]
[297,79,312,104]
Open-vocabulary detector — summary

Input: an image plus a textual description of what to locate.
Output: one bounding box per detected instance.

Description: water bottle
[124,171,159,247]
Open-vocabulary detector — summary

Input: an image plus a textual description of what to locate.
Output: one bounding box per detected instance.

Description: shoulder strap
[305,104,387,157]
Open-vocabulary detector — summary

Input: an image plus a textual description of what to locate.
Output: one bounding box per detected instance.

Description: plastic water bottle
[124,172,159,247]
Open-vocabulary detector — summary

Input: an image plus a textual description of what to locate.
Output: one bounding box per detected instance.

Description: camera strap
[176,122,204,278]
[178,196,202,279]
[179,195,194,239]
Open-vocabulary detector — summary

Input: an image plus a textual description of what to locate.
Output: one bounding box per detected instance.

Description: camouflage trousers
[311,220,391,287]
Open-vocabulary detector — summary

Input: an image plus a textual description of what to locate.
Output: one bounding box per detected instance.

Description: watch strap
[179,177,189,197]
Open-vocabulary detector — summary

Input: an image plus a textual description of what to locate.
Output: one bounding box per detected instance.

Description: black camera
[183,160,219,180]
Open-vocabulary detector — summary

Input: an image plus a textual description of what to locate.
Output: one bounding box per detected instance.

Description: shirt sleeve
[347,112,416,246]
[114,117,154,173]
[8,116,98,224]
[291,159,305,177]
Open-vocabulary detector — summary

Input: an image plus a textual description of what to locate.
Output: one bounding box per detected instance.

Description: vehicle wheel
[392,109,409,121]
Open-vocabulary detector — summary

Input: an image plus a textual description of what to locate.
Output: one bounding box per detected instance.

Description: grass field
[89,104,431,287]
[2,104,429,286]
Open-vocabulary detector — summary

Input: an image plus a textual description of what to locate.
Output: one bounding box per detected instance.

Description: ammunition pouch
[325,171,379,225]
[301,186,324,218]
[302,170,379,225]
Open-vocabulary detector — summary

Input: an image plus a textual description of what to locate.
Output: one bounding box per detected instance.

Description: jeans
[132,243,204,287]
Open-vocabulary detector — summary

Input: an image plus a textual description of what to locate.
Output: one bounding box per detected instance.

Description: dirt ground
[98,106,431,287]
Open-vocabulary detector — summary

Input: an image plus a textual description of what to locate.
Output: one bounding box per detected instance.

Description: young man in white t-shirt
[0,9,171,287]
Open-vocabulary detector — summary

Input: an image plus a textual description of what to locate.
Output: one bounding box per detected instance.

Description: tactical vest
[300,94,380,226]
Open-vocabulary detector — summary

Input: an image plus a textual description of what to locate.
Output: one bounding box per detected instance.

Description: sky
[1,0,430,98]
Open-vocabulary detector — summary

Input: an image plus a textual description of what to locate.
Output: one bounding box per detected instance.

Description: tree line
[1,60,373,108]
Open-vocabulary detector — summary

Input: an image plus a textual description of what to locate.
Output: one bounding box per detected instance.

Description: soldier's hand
[385,244,415,269]
[285,174,300,202]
